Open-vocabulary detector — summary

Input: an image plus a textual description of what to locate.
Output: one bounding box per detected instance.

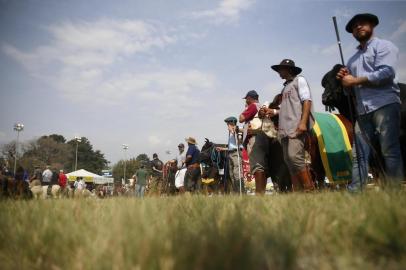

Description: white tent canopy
[66,169,113,184]
[67,169,101,178]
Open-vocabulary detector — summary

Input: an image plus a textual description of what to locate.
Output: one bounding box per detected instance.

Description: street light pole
[74,136,82,171]
[122,144,129,184]
[13,123,24,176]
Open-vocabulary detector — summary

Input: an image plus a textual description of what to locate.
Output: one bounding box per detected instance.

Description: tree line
[112,153,152,181]
[0,134,153,181]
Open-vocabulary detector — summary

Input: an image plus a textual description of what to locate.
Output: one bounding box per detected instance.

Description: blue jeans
[135,184,146,198]
[349,103,403,191]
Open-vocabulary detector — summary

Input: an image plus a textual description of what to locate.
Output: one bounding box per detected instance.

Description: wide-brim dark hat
[345,13,379,33]
[271,59,302,75]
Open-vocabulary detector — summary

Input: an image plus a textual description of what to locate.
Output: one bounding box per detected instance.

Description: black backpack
[321,64,354,121]
[152,159,163,171]
[321,65,406,123]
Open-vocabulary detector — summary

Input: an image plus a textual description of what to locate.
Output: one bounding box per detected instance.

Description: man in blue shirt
[216,116,244,194]
[337,13,403,190]
[184,137,201,192]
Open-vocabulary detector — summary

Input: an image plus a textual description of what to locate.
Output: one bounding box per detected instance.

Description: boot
[178,186,185,194]
[290,174,303,192]
[254,171,267,195]
[296,167,315,192]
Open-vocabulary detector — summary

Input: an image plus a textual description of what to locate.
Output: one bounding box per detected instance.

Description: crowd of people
[2,13,404,199]
[131,13,404,196]
[0,162,107,198]
[131,137,203,198]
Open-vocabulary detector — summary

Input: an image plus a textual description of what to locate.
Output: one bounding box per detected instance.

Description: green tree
[66,137,109,174]
[1,135,72,173]
[136,153,150,163]
[1,134,109,175]
[112,158,138,182]
[21,137,71,172]
[0,141,16,169]
[112,154,151,181]
[135,154,151,171]
[48,134,66,144]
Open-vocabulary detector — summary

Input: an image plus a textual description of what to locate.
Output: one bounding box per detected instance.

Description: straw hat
[185,137,197,145]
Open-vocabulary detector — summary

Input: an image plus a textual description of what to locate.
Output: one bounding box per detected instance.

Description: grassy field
[1,191,406,270]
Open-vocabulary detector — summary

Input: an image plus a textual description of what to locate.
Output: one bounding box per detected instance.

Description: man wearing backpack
[336,13,403,191]
[150,153,164,195]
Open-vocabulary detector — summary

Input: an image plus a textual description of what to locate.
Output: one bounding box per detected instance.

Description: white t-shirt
[176,151,186,169]
[74,180,86,190]
[297,76,312,102]
[42,169,52,183]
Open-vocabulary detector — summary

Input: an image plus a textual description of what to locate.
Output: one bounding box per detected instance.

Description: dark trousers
[185,167,201,192]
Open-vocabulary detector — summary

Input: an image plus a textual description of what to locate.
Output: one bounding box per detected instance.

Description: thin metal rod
[75,142,79,171]
[13,131,20,176]
[332,16,363,191]
[333,16,345,66]
[223,148,229,193]
[123,150,127,184]
[234,131,243,196]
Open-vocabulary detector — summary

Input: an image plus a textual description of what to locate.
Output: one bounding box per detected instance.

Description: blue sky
[1,0,405,166]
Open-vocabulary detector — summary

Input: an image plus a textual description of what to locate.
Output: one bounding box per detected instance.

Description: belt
[187,163,200,169]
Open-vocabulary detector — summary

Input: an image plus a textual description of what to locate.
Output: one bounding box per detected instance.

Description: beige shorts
[281,135,306,175]
[248,132,270,174]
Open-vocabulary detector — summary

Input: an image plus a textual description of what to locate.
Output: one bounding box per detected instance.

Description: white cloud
[50,68,216,119]
[148,135,161,146]
[316,43,338,56]
[2,18,217,119]
[262,81,283,102]
[311,41,356,60]
[147,136,174,150]
[3,19,175,69]
[190,0,255,24]
[0,131,7,141]
[333,8,353,20]
[390,20,406,40]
